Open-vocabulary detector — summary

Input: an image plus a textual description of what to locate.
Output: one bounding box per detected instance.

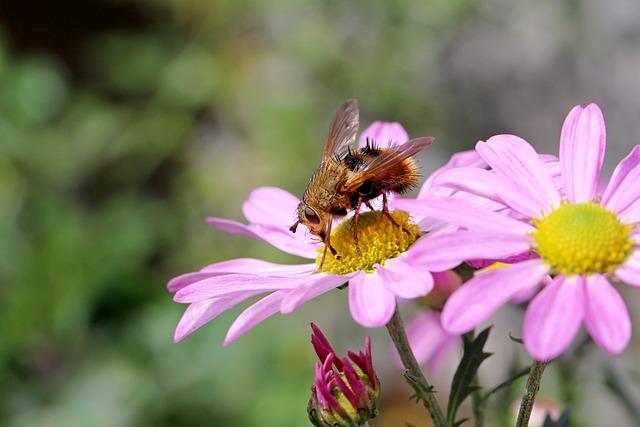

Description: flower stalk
[515,360,547,427]
[385,307,447,427]
[471,373,485,427]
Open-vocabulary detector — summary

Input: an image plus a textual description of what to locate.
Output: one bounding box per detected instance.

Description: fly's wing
[322,99,359,161]
[342,136,434,192]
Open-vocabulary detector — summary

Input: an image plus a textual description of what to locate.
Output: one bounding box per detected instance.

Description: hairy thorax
[304,160,352,215]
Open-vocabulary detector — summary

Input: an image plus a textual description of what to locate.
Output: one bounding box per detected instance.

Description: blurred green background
[1,0,640,426]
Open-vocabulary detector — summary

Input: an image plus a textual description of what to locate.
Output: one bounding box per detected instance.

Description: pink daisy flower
[169,122,459,345]
[395,103,639,360]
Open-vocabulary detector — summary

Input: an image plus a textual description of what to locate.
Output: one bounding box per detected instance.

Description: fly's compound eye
[304,207,321,225]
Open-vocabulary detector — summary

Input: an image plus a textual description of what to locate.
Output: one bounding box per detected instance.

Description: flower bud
[422,270,462,310]
[308,323,380,427]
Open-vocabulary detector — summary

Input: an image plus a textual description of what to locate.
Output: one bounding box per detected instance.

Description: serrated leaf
[542,408,571,427]
[446,327,492,426]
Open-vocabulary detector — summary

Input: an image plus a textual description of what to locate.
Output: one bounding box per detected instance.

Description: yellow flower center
[532,202,634,275]
[317,211,421,275]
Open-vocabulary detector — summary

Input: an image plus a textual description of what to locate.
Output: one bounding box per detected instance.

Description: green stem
[515,360,547,427]
[386,307,447,427]
[471,381,484,427]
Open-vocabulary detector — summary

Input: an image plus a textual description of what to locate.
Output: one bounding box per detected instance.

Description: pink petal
[207,217,261,238]
[415,217,457,235]
[168,259,316,293]
[443,149,486,168]
[543,158,565,194]
[280,273,353,313]
[255,225,320,258]
[376,258,434,299]
[540,154,559,163]
[358,121,409,148]
[409,231,532,272]
[168,271,220,293]
[395,196,535,235]
[510,279,544,304]
[174,273,314,303]
[174,294,259,342]
[224,291,288,345]
[601,145,640,213]
[618,199,640,224]
[429,334,460,371]
[560,104,606,203]
[431,167,502,202]
[523,276,584,361]
[441,259,549,334]
[201,258,316,276]
[418,149,486,198]
[476,135,561,215]
[207,217,318,259]
[583,275,631,354]
[400,311,458,369]
[614,255,640,287]
[242,186,301,227]
[348,272,397,327]
[431,167,546,218]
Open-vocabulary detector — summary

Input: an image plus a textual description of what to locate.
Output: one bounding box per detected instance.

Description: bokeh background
[2,0,640,426]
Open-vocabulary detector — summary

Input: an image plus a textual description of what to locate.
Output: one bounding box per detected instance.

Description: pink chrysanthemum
[395,103,640,360]
[168,122,471,344]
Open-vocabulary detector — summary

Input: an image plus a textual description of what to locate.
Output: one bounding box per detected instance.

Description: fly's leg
[326,238,339,257]
[319,244,328,270]
[382,192,411,234]
[352,196,363,256]
[319,220,339,270]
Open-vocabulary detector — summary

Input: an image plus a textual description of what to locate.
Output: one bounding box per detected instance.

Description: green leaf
[446,327,492,426]
[542,408,571,427]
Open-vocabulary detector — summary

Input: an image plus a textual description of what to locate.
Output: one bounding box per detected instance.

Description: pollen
[318,211,422,275]
[532,202,634,275]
